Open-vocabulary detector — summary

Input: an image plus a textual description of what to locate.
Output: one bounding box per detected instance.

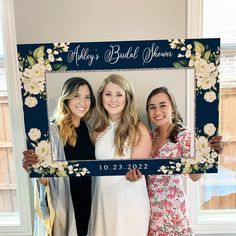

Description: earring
[171,113,175,119]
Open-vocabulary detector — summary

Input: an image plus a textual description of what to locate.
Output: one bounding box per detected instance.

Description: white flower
[45,64,52,71]
[62,161,68,166]
[80,168,89,176]
[175,162,181,171]
[177,53,184,58]
[23,63,46,80]
[51,161,67,168]
[204,123,216,136]
[48,53,55,62]
[195,150,206,163]
[187,44,192,50]
[185,50,191,58]
[23,77,45,95]
[62,46,69,52]
[25,96,38,108]
[46,48,53,54]
[196,74,216,90]
[68,165,74,174]
[211,151,218,159]
[35,140,51,160]
[56,57,62,61]
[196,136,211,156]
[170,42,177,49]
[41,160,52,168]
[188,59,195,67]
[68,165,73,171]
[58,166,65,172]
[195,59,215,74]
[28,128,41,141]
[160,166,168,174]
[204,91,216,103]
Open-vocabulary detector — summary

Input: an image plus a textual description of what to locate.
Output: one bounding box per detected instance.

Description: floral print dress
[147,129,193,236]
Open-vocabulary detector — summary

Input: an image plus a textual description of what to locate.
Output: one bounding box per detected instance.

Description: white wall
[13,0,187,43]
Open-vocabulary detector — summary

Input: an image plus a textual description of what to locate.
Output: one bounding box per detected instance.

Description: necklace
[153,123,174,144]
[154,133,167,144]
[151,125,173,156]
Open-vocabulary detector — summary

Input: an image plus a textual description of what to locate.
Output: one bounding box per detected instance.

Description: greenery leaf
[193,163,199,171]
[52,63,62,70]
[203,50,211,61]
[33,46,45,61]
[189,55,195,61]
[52,64,67,71]
[183,165,192,174]
[194,41,205,56]
[57,65,68,72]
[27,56,36,67]
[50,168,56,175]
[173,62,184,69]
[44,59,50,65]
[179,59,188,66]
[56,169,68,177]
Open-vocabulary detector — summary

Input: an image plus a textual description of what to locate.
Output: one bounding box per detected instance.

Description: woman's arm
[126,123,152,181]
[22,149,48,186]
[131,122,152,159]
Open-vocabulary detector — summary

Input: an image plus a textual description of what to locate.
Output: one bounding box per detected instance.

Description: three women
[23,74,222,236]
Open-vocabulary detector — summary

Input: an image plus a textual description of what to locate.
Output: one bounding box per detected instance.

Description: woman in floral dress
[145,87,222,236]
[127,86,222,236]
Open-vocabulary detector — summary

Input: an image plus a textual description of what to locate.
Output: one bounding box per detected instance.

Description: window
[187,0,236,234]
[0,0,32,235]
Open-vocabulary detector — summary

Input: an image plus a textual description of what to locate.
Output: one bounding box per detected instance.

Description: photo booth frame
[17,38,220,177]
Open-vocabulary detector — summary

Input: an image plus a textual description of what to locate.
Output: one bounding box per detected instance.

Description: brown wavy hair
[54,77,95,146]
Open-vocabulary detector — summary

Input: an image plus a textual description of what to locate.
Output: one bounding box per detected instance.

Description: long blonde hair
[54,77,95,146]
[93,74,140,156]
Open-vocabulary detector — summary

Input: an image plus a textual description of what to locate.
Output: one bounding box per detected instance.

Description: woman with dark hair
[127,86,223,236]
[22,77,96,236]
[146,87,223,235]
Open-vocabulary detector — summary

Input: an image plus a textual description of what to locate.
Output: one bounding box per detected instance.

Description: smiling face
[68,84,91,125]
[147,92,174,128]
[102,82,126,121]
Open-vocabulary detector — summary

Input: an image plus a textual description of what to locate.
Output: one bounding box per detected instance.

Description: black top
[64,121,95,236]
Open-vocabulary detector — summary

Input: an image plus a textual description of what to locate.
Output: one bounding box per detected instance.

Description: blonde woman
[22,77,96,236]
[88,74,152,236]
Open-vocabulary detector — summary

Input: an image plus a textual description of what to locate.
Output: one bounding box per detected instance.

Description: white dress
[88,121,150,236]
